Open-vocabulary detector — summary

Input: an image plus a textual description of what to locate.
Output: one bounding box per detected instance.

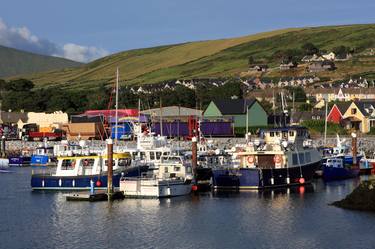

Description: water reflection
[2,168,375,249]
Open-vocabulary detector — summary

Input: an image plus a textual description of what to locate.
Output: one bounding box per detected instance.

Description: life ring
[247,155,255,164]
[274,155,282,164]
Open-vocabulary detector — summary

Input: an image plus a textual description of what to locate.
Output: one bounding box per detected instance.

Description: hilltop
[0,45,82,78]
[9,24,375,89]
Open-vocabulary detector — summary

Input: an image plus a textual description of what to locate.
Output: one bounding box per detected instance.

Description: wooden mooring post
[107,138,114,200]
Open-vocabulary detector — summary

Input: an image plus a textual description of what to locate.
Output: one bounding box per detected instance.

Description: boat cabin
[325,158,344,168]
[53,152,132,177]
[261,126,310,146]
[153,156,192,181]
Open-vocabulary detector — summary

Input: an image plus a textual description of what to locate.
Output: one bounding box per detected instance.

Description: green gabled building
[203,99,268,128]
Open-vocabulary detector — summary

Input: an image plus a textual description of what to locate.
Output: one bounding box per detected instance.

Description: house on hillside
[322,52,336,61]
[301,54,325,62]
[203,99,268,128]
[327,102,351,124]
[308,61,335,72]
[279,61,298,71]
[291,110,325,125]
[249,64,268,72]
[342,100,375,133]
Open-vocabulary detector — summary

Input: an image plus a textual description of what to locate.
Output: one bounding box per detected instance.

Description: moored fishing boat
[31,152,148,190]
[212,126,321,190]
[322,158,359,181]
[30,145,56,167]
[119,155,193,198]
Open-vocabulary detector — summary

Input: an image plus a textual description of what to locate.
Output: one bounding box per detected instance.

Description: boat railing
[31,166,57,176]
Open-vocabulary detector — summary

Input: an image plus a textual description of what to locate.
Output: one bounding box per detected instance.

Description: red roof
[84,109,139,118]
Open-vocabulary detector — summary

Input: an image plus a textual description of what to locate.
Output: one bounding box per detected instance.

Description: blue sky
[0,0,374,62]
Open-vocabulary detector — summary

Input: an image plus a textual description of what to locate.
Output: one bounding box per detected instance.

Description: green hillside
[0,45,82,77]
[11,24,375,89]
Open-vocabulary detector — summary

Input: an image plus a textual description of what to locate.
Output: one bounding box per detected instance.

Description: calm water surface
[1,168,375,249]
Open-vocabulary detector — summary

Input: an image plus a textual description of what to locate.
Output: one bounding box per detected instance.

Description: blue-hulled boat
[31,152,147,190]
[30,146,56,167]
[8,155,31,167]
[212,127,321,190]
[322,158,359,181]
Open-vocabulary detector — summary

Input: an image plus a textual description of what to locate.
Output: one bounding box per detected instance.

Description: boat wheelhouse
[30,145,56,167]
[212,126,321,189]
[120,155,193,198]
[31,152,147,190]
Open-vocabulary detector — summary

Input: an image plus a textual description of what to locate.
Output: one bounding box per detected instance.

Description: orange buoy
[299,178,305,184]
[192,185,198,191]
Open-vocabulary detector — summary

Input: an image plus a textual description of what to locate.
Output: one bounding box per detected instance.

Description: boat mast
[324,99,328,145]
[160,97,163,136]
[272,90,276,127]
[246,101,249,140]
[115,67,119,145]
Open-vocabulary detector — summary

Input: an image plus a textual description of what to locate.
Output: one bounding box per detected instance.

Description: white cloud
[0,18,109,63]
[61,43,109,62]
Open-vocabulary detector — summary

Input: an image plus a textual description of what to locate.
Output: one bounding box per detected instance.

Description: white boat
[119,155,193,198]
[31,152,148,190]
[0,158,9,169]
[118,131,181,166]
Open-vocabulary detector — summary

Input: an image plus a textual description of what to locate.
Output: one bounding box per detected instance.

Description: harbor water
[1,168,375,249]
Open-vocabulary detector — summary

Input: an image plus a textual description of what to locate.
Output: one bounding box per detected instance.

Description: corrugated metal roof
[141,106,202,117]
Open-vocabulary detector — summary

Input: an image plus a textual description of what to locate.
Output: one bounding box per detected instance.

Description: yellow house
[342,101,375,133]
[17,111,69,130]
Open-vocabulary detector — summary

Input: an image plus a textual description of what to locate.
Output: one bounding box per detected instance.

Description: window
[270,132,274,137]
[289,131,295,137]
[118,158,131,167]
[174,166,181,172]
[164,167,168,173]
[276,132,280,137]
[62,159,75,170]
[132,152,138,159]
[351,108,357,114]
[140,152,145,159]
[150,152,155,160]
[282,131,288,139]
[82,158,95,168]
[305,152,311,163]
[292,154,298,165]
[156,152,162,159]
[299,153,305,164]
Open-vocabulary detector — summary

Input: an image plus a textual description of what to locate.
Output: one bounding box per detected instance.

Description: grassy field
[9,24,375,89]
[0,45,81,78]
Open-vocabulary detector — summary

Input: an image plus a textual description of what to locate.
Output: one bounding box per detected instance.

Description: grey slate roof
[212,99,257,115]
[0,111,28,124]
[335,102,351,115]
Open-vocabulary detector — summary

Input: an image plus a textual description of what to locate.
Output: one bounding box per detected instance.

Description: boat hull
[212,162,319,190]
[31,166,149,190]
[322,166,360,181]
[30,155,56,167]
[120,179,192,198]
[8,156,31,167]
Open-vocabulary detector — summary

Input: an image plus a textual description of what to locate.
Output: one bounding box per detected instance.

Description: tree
[333,45,350,56]
[302,42,319,55]
[7,79,35,91]
[248,56,255,65]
